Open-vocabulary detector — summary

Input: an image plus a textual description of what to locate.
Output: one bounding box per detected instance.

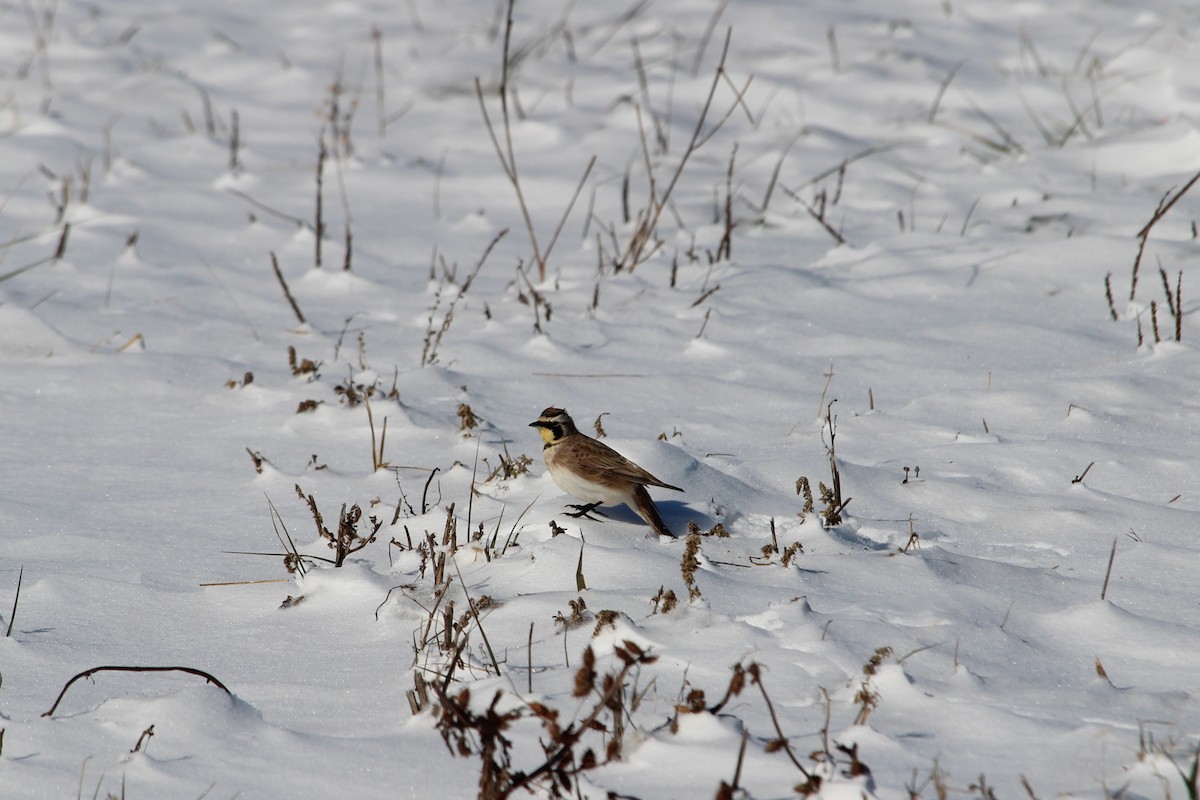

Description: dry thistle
[899,515,921,554]
[287,345,320,378]
[457,402,480,433]
[796,477,814,515]
[650,585,678,614]
[294,484,382,567]
[574,646,597,697]
[592,609,619,637]
[818,481,841,526]
[681,532,702,602]
[554,597,590,630]
[225,371,254,389]
[1104,272,1118,321]
[853,646,894,725]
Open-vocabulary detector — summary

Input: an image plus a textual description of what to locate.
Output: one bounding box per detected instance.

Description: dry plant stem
[226,188,309,228]
[747,665,815,781]
[1017,89,1056,147]
[824,402,845,520]
[6,565,22,637]
[315,135,327,268]
[960,196,980,235]
[475,68,539,274]
[422,228,508,365]
[815,363,834,420]
[631,36,666,152]
[1100,537,1117,600]
[757,135,798,217]
[267,494,307,577]
[0,254,54,285]
[691,0,731,77]
[270,252,306,324]
[527,622,534,694]
[421,467,440,515]
[826,26,840,72]
[797,194,845,245]
[519,651,651,791]
[473,0,593,282]
[452,557,502,676]
[229,109,240,171]
[371,25,386,136]
[714,143,736,261]
[1131,169,1200,300]
[364,393,388,470]
[618,28,747,271]
[575,539,587,591]
[966,95,1023,153]
[1057,77,1097,146]
[475,65,595,281]
[542,156,596,267]
[343,222,353,271]
[1160,266,1177,318]
[131,724,155,754]
[53,222,70,261]
[44,666,232,717]
[719,68,756,125]
[928,60,965,123]
[718,727,750,798]
[466,435,482,537]
[21,0,57,97]
[1176,271,1183,342]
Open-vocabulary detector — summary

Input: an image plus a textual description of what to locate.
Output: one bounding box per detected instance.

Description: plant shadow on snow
[822,522,894,552]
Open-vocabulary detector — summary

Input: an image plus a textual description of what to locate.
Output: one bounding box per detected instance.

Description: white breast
[545,455,631,506]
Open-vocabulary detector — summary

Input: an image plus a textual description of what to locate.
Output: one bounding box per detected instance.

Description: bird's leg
[565,502,608,521]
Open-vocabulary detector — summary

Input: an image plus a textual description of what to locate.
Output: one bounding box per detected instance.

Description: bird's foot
[565,502,608,521]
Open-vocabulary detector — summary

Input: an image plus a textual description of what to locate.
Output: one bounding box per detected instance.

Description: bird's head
[529,406,575,443]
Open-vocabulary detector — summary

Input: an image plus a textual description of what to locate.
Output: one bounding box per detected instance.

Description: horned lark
[530,407,683,537]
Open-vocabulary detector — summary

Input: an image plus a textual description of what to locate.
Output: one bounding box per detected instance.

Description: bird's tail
[633,485,674,537]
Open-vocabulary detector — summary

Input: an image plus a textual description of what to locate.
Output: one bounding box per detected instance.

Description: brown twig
[1104,272,1118,321]
[315,135,327,268]
[270,252,306,324]
[1100,537,1117,600]
[617,28,745,271]
[5,566,21,637]
[928,60,965,123]
[1131,170,1200,300]
[371,26,387,136]
[44,666,232,717]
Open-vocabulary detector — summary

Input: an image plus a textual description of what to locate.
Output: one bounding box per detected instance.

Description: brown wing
[568,435,684,492]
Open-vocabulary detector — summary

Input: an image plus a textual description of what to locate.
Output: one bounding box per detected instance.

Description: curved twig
[43,665,232,717]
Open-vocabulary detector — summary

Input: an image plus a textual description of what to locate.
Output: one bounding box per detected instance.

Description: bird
[530,406,684,537]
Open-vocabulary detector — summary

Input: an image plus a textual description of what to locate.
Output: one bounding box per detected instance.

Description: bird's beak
[529,420,546,429]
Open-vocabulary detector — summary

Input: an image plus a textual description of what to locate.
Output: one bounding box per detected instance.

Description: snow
[2,0,1199,797]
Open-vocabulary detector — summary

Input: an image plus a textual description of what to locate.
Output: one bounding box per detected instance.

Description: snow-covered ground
[2,0,1199,797]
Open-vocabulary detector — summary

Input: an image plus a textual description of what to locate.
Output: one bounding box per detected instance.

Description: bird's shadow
[662,500,716,537]
[556,500,713,539]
